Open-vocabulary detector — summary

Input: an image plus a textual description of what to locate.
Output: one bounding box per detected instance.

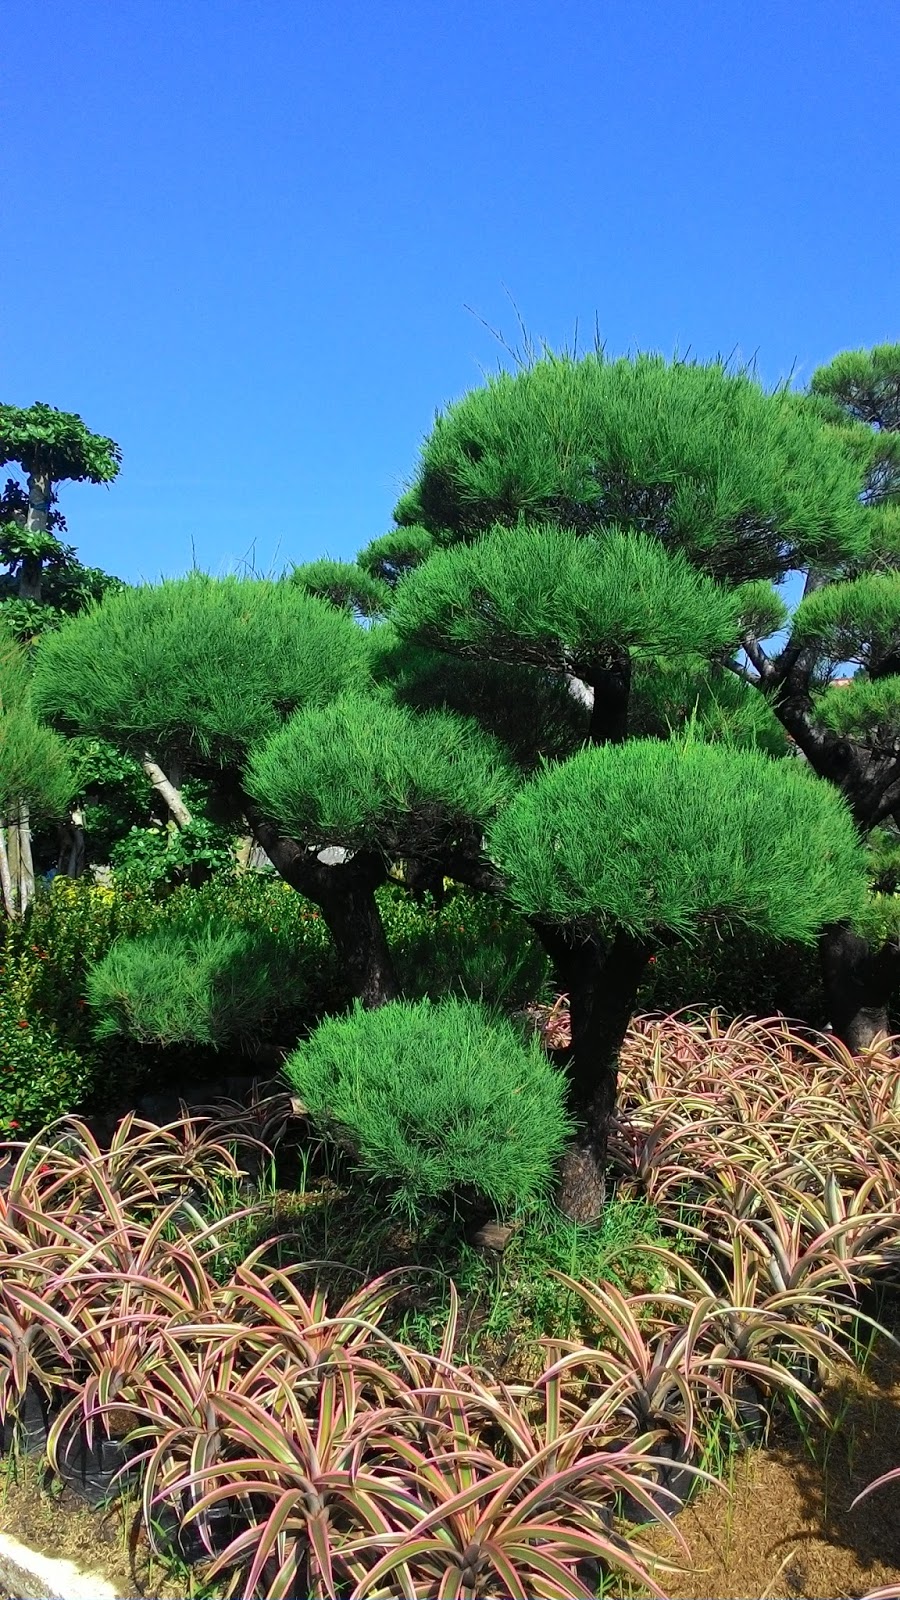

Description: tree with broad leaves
[0,403,122,906]
[32,350,871,1222]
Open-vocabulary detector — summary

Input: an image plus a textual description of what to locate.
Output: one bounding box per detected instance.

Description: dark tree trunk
[819,922,900,1053]
[531,919,654,1221]
[243,802,398,1010]
[585,653,632,746]
[314,857,399,1008]
[402,859,446,906]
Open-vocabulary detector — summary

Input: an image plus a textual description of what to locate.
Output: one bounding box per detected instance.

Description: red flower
[17,1019,28,1029]
[7,1120,19,1129]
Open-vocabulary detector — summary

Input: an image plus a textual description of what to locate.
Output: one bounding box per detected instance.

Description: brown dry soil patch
[638,1323,900,1600]
[0,1454,209,1598]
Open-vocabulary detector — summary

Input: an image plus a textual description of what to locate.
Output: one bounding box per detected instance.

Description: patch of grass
[186,1142,667,1377]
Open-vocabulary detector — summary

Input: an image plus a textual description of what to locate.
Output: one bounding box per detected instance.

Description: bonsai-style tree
[368,347,895,1048]
[724,344,900,1047]
[31,350,874,1220]
[0,622,74,916]
[0,402,123,894]
[32,573,513,1007]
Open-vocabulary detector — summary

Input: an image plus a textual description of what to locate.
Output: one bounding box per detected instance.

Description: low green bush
[86,922,299,1049]
[284,995,574,1219]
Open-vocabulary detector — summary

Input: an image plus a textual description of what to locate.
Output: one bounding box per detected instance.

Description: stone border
[0,1531,121,1600]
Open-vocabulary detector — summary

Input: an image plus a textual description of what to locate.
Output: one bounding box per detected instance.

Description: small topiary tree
[284,996,573,1219]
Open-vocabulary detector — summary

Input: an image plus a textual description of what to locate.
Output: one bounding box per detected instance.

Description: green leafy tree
[0,402,123,894]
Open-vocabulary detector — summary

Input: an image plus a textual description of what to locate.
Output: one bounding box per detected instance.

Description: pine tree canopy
[487,738,866,944]
[390,523,740,671]
[31,574,370,768]
[394,353,870,582]
[368,624,590,769]
[289,558,390,618]
[814,675,900,745]
[0,622,74,820]
[245,693,516,857]
[811,344,900,433]
[792,573,900,671]
[356,525,436,588]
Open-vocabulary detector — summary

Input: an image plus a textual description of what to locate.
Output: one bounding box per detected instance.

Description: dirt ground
[0,1457,203,1598]
[639,1327,900,1600]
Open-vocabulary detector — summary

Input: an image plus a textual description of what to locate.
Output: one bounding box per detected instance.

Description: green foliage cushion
[810,343,900,433]
[246,694,517,855]
[289,558,389,618]
[488,737,867,943]
[0,623,74,820]
[814,674,900,744]
[0,402,121,482]
[32,573,370,767]
[86,922,293,1049]
[284,996,573,1217]
[792,574,900,668]
[391,523,739,669]
[398,351,868,581]
[356,525,436,587]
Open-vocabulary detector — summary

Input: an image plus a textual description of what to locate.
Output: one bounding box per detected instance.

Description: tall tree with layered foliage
[32,351,871,1220]
[0,403,123,901]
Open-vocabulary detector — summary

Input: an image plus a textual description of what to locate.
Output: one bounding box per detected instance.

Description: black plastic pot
[728,1374,770,1451]
[55,1423,140,1506]
[0,1382,52,1458]
[617,1435,699,1526]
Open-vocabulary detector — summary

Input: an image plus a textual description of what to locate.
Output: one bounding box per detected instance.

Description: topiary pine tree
[359,347,872,1214]
[29,349,875,1220]
[722,344,900,1048]
[31,572,515,1006]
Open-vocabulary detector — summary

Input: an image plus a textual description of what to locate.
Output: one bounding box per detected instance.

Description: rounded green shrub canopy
[86,922,292,1048]
[391,523,739,670]
[285,996,574,1217]
[246,693,517,855]
[32,574,370,768]
[488,738,867,943]
[397,352,869,581]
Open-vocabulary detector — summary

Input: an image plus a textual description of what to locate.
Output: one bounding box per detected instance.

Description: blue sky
[3,0,898,588]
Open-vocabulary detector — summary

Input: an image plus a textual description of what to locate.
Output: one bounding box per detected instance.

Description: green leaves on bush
[86,922,295,1049]
[0,622,74,821]
[391,523,740,669]
[285,996,573,1218]
[246,694,516,856]
[488,737,867,943]
[32,573,370,766]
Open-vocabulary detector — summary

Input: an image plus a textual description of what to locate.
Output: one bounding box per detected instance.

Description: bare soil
[640,1325,900,1600]
[0,1454,211,1598]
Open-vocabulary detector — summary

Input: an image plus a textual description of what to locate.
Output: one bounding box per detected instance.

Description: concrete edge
[0,1530,122,1600]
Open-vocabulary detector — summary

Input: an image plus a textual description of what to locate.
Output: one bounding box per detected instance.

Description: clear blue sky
[3,0,898,587]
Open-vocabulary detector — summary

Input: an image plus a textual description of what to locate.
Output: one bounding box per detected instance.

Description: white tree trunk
[141,754,192,829]
[0,826,15,918]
